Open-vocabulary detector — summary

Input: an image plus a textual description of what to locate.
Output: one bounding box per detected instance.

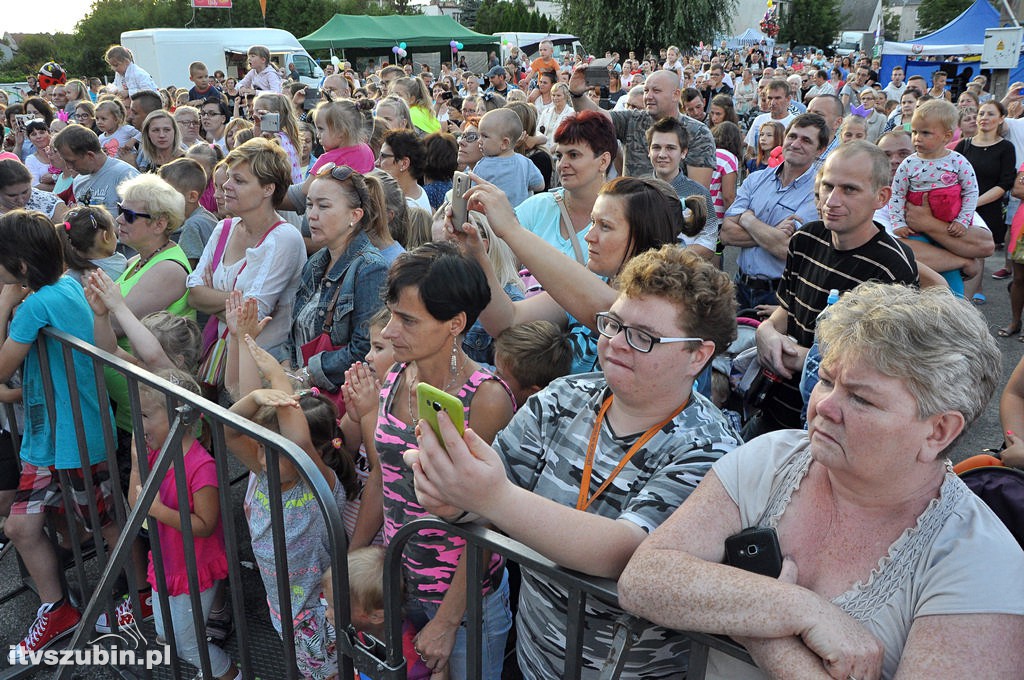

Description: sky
[5,0,95,34]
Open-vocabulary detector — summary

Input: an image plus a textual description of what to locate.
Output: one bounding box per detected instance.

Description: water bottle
[800,288,839,427]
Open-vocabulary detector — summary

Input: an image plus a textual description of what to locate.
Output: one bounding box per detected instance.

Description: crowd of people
[0,34,1023,680]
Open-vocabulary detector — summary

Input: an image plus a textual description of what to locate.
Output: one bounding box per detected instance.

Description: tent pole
[1000,0,1021,28]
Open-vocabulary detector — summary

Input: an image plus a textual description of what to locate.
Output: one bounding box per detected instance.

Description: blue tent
[878,0,1012,88]
[882,0,999,55]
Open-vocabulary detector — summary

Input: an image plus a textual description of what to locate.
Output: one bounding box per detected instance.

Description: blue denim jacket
[288,231,387,390]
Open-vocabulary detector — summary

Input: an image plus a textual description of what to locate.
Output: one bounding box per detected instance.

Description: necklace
[405,343,462,424]
[126,241,170,278]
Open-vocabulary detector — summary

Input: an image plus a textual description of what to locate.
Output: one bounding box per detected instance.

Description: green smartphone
[416,383,465,444]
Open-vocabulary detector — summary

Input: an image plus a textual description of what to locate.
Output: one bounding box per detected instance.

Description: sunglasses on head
[315,163,367,207]
[117,203,152,223]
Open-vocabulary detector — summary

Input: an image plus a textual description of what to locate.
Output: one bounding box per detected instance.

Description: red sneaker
[7,600,81,664]
[95,590,154,634]
[992,268,1012,280]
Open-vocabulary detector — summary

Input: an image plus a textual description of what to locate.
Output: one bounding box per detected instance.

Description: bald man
[568,68,715,188]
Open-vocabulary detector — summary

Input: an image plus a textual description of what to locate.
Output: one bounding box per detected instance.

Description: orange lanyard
[576,394,688,512]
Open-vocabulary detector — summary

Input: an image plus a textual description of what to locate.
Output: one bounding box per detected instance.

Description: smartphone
[261,111,281,132]
[15,114,35,131]
[725,527,783,578]
[584,57,615,87]
[451,171,471,228]
[416,383,465,447]
[302,88,321,111]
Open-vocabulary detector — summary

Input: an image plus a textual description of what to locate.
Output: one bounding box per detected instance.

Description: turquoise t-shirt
[514,189,592,263]
[10,276,113,469]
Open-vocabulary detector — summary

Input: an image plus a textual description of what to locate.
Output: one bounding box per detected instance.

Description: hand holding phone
[451,171,471,228]
[416,383,465,450]
[725,526,783,578]
[584,57,614,88]
[261,111,281,133]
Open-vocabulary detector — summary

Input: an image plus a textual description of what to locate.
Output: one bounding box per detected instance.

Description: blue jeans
[405,568,511,680]
[734,275,779,311]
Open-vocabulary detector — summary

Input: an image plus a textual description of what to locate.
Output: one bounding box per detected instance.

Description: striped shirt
[766,220,918,427]
[710,149,739,221]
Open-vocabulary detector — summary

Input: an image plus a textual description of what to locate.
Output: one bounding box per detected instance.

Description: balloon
[400,42,407,49]
[392,46,400,54]
[450,40,458,48]
[330,55,340,66]
[457,42,464,50]
[398,49,407,58]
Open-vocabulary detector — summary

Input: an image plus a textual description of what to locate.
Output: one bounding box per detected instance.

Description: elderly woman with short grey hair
[620,282,1024,680]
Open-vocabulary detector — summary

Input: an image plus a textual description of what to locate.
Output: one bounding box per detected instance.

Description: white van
[832,31,867,57]
[120,28,323,89]
[494,32,586,65]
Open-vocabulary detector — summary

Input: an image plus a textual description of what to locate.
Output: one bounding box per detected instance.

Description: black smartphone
[725,526,783,578]
[584,57,614,87]
[302,88,321,111]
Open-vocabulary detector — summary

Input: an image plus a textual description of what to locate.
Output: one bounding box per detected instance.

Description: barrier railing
[0,326,751,679]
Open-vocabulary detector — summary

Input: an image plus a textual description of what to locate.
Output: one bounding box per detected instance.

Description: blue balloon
[400,42,407,49]
[392,46,400,54]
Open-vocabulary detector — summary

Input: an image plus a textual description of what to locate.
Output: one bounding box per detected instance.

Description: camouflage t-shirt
[496,373,742,678]
[610,110,717,179]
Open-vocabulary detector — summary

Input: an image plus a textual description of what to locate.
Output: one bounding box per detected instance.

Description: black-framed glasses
[117,203,152,223]
[595,312,703,353]
[316,163,367,207]
[460,131,479,143]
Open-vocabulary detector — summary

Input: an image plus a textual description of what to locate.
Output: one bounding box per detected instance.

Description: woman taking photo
[374,241,515,679]
[187,138,307,361]
[457,167,685,374]
[251,92,304,183]
[619,282,1024,680]
[287,164,388,390]
[139,110,185,173]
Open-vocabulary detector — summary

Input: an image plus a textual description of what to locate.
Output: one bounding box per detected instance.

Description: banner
[191,0,232,7]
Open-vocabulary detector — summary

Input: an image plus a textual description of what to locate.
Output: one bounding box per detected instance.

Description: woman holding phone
[371,241,515,679]
[406,245,739,678]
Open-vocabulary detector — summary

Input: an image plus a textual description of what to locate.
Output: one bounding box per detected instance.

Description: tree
[561,0,736,56]
[474,1,556,35]
[460,0,482,28]
[883,5,901,42]
[778,0,843,48]
[916,0,974,34]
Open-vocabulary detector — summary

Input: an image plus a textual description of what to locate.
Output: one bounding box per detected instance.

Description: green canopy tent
[299,15,498,56]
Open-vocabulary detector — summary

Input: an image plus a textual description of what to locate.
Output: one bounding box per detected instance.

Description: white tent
[727,28,775,53]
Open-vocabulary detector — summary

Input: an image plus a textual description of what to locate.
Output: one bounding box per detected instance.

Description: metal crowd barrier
[0,327,751,679]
